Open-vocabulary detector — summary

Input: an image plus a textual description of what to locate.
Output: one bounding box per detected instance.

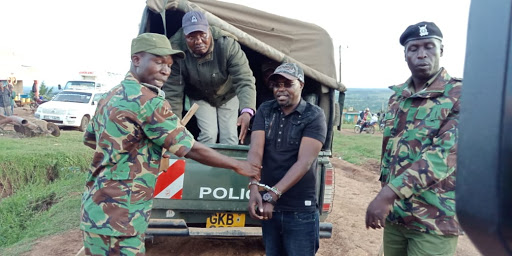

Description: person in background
[0,81,13,116]
[8,80,15,114]
[32,80,39,102]
[80,33,261,255]
[256,59,281,106]
[247,63,327,255]
[359,107,371,133]
[369,113,378,126]
[365,21,463,256]
[358,109,365,125]
[163,10,256,145]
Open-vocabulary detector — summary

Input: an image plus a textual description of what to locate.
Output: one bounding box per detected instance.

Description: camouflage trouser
[383,221,458,256]
[82,231,145,256]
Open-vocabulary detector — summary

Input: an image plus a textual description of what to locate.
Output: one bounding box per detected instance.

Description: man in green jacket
[365,22,463,256]
[163,10,256,145]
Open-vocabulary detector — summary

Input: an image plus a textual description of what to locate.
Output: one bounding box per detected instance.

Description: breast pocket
[414,105,450,137]
[288,117,305,146]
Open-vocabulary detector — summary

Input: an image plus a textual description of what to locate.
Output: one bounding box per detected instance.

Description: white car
[34,89,105,131]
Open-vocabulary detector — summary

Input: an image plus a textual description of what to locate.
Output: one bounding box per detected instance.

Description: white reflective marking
[154,173,184,198]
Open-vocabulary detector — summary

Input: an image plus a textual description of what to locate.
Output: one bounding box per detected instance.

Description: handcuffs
[248,181,282,198]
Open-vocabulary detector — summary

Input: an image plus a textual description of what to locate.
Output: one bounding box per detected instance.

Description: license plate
[206,213,245,228]
[44,115,60,121]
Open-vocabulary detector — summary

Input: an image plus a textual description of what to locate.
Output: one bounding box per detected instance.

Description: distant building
[0,49,42,96]
[343,109,360,124]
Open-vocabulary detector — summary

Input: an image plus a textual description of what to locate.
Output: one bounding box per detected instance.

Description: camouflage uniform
[82,231,145,255]
[80,73,195,249]
[379,68,463,236]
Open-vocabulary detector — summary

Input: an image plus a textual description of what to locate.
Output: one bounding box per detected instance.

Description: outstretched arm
[185,142,261,180]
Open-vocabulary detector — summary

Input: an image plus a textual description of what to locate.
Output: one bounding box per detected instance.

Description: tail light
[322,165,335,213]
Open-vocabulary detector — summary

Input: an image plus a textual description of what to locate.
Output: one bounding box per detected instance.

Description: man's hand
[365,185,398,229]
[234,160,261,180]
[237,112,252,144]
[261,202,274,220]
[248,187,264,220]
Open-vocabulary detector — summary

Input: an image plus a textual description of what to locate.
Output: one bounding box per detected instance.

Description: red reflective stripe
[154,159,186,199]
[322,203,331,212]
[324,168,334,185]
[325,168,334,186]
[171,188,183,199]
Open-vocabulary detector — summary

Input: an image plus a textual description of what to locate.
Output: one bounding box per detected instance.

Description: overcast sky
[1,0,471,88]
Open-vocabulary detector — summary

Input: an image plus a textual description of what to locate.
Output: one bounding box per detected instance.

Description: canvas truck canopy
[144,0,346,92]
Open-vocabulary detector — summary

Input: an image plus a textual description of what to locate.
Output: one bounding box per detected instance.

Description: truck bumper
[146,219,333,238]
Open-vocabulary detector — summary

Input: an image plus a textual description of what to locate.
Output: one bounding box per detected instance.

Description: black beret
[399,21,443,46]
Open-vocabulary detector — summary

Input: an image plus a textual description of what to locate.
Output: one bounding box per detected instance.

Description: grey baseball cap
[182,11,209,35]
[269,63,305,83]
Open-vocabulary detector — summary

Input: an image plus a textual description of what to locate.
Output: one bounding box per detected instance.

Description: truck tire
[79,115,90,132]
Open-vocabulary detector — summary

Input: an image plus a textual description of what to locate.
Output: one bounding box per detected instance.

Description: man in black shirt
[247,63,327,255]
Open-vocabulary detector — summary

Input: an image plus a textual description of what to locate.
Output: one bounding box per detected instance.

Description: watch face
[263,193,273,202]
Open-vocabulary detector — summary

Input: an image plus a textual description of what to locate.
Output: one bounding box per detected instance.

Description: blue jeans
[261,210,320,256]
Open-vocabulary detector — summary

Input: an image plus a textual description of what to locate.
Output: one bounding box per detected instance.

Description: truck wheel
[79,116,90,132]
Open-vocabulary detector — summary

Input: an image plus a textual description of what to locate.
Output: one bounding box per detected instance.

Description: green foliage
[29,82,55,101]
[338,88,393,113]
[332,127,382,165]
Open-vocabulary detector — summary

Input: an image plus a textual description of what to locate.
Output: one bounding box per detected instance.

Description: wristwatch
[262,192,277,206]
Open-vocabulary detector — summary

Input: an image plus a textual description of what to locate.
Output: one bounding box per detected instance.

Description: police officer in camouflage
[365,22,463,255]
[80,33,261,255]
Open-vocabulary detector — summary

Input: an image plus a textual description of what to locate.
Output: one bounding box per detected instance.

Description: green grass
[0,172,84,254]
[0,131,91,252]
[331,126,383,165]
[0,131,92,195]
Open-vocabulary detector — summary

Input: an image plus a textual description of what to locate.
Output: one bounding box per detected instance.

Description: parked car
[34,88,105,131]
[63,80,112,91]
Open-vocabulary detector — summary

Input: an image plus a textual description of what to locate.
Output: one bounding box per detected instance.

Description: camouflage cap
[399,21,443,46]
[269,63,305,83]
[131,33,185,58]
